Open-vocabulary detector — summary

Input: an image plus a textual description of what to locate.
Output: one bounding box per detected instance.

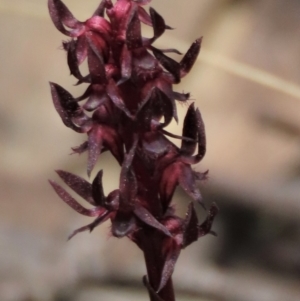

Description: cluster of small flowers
[48,0,218,300]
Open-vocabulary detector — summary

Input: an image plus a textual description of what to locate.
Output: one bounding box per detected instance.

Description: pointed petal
[198,203,219,237]
[152,48,182,55]
[143,276,165,301]
[65,39,85,80]
[48,0,80,36]
[157,245,180,292]
[86,37,107,84]
[172,91,189,101]
[181,103,197,156]
[180,37,202,77]
[92,170,106,206]
[75,85,92,102]
[180,108,206,164]
[152,49,180,83]
[71,141,88,154]
[134,205,172,237]
[106,80,133,118]
[68,210,110,240]
[161,129,195,143]
[196,108,206,161]
[87,126,104,177]
[49,82,92,133]
[182,202,199,248]
[49,180,100,216]
[126,7,143,49]
[149,7,165,41]
[55,170,94,205]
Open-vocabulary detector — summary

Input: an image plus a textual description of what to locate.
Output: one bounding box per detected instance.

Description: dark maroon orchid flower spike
[48,0,218,300]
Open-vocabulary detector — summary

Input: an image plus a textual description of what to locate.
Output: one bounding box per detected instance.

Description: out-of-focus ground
[1,0,300,300]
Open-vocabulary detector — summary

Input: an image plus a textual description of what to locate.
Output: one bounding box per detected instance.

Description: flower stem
[141,229,176,301]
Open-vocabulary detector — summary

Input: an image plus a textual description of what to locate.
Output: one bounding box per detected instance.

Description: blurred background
[1,0,300,300]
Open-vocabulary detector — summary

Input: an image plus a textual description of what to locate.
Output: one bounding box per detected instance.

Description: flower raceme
[48,0,218,300]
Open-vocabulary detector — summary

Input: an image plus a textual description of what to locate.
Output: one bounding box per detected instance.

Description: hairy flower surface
[48,0,218,300]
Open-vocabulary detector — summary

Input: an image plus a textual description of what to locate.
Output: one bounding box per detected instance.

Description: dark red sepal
[55,170,94,205]
[92,170,106,206]
[180,37,202,77]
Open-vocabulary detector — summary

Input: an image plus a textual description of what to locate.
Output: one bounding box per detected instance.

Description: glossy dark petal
[92,170,106,206]
[49,180,101,216]
[180,37,202,77]
[65,39,84,80]
[75,85,92,102]
[161,129,195,143]
[157,245,180,292]
[134,205,172,237]
[68,210,110,240]
[55,170,94,205]
[159,48,182,55]
[143,276,165,301]
[196,108,206,160]
[181,108,206,165]
[87,126,104,177]
[71,141,88,154]
[181,103,197,156]
[126,6,143,50]
[75,74,91,85]
[182,202,199,248]
[48,0,79,36]
[198,203,219,237]
[49,82,91,133]
[149,7,165,42]
[172,91,190,101]
[152,48,180,83]
[87,37,107,84]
